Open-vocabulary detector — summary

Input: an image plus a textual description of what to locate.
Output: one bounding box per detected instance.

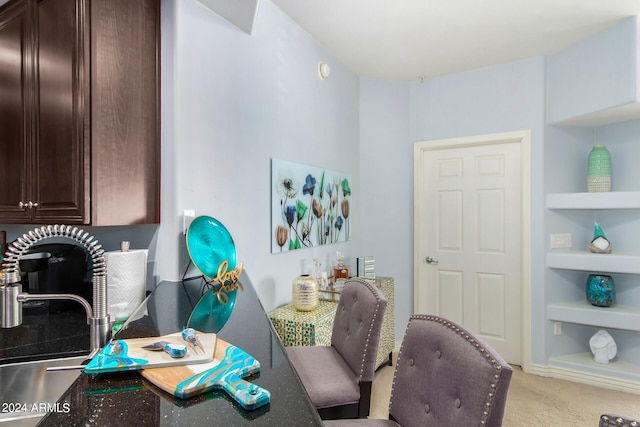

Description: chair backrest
[388,315,513,427]
[600,414,639,427]
[330,278,387,384]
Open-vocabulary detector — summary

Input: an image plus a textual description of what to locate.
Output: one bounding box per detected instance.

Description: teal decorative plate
[187,286,237,333]
[186,216,236,279]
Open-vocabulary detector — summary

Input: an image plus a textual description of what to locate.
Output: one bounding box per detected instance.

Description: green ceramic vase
[587,145,611,192]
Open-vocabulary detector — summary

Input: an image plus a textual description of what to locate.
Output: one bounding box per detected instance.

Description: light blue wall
[157,0,362,311]
[546,16,639,124]
[410,57,546,142]
[359,78,411,336]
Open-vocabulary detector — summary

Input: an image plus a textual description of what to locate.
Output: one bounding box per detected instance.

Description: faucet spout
[18,292,93,320]
[0,225,111,351]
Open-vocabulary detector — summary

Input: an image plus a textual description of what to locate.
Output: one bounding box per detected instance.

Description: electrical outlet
[550,233,572,249]
[553,321,562,335]
[183,209,196,234]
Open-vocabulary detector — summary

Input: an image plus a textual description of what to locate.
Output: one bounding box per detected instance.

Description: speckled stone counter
[37,271,323,426]
[0,306,91,365]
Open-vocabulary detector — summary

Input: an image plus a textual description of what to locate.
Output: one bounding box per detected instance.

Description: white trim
[528,363,640,395]
[413,130,532,372]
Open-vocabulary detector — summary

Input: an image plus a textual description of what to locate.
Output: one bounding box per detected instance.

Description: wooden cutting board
[141,338,271,410]
[84,332,216,374]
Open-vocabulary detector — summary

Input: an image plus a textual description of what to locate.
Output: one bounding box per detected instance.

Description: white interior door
[414,132,530,365]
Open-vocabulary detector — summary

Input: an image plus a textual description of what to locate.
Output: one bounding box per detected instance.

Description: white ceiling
[272,0,640,82]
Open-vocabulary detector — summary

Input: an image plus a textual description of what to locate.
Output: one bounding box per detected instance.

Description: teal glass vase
[586,274,616,307]
[587,145,611,192]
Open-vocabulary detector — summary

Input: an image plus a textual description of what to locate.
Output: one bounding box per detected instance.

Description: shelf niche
[546,252,640,274]
[549,353,640,384]
[546,191,640,210]
[547,301,640,332]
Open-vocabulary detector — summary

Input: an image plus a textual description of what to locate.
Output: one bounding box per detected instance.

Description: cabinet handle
[18,201,38,209]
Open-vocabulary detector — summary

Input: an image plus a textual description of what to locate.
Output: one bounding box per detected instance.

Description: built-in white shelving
[546,189,640,389]
[544,18,640,392]
[547,301,640,331]
[549,353,640,382]
[546,191,640,209]
[546,252,640,274]
[550,103,640,127]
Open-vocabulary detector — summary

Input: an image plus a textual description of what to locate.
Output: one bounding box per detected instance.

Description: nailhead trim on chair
[390,314,506,426]
[601,414,640,427]
[347,278,385,381]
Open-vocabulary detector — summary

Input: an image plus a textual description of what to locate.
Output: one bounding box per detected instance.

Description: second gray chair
[286,278,387,420]
[325,314,513,427]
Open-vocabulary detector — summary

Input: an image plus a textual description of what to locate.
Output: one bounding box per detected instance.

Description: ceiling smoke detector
[318,62,331,80]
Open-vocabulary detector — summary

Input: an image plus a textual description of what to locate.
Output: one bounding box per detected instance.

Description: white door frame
[413,130,531,371]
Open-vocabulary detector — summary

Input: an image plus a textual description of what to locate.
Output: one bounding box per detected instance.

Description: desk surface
[39,271,323,426]
[269,300,338,322]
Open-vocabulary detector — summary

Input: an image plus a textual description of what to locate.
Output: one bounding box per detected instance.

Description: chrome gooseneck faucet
[0,225,111,352]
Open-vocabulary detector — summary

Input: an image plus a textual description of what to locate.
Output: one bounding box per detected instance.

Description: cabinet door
[90,0,160,225]
[31,0,89,224]
[0,0,159,226]
[0,0,30,223]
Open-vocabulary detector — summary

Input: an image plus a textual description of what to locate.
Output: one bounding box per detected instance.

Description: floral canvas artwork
[272,158,352,253]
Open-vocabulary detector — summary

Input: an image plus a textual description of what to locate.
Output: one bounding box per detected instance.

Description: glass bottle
[313,258,321,278]
[333,250,349,280]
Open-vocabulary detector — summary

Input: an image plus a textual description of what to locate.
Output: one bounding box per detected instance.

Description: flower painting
[272,158,352,253]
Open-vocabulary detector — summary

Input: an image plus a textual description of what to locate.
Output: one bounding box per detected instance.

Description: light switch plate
[553,321,562,335]
[550,233,572,248]
[183,209,196,234]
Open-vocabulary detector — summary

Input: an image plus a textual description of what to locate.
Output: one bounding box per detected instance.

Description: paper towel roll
[105,249,148,321]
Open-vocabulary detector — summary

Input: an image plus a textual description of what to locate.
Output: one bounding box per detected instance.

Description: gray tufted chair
[286,278,387,420]
[325,314,513,427]
[599,414,639,427]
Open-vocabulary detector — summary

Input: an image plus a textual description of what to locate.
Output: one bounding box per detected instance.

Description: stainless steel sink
[0,355,87,426]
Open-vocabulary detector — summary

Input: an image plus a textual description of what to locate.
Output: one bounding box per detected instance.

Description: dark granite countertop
[0,305,91,365]
[37,271,323,426]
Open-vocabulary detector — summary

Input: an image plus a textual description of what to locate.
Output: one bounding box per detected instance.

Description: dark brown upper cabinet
[0,0,160,225]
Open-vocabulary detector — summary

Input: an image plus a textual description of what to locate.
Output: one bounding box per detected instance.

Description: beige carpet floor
[370,363,640,426]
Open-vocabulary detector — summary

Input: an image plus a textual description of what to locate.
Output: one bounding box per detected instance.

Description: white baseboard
[527,363,640,395]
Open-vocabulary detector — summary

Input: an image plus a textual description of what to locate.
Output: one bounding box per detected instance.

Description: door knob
[425,256,438,265]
